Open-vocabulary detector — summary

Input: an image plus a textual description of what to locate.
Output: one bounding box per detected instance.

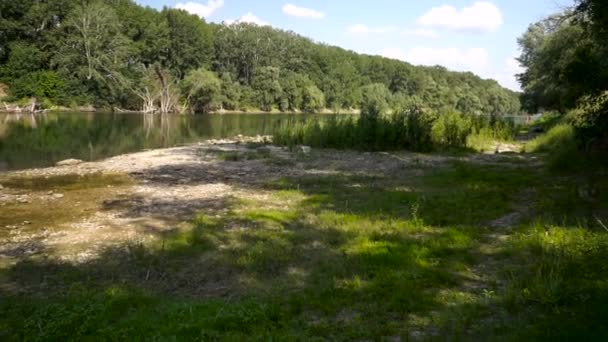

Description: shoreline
[0,107,361,115]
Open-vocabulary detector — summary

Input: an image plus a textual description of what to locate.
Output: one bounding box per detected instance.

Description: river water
[0,112,325,171]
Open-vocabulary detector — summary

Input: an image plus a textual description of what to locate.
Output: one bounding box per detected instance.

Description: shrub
[9,71,65,99]
[431,112,473,149]
[526,124,585,172]
[274,109,515,152]
[302,85,325,113]
[568,91,608,150]
[359,83,391,118]
[182,68,222,113]
[527,124,575,153]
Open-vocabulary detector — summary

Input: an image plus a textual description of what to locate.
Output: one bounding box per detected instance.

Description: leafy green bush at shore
[526,124,584,172]
[527,124,576,153]
[568,91,608,148]
[525,95,608,172]
[274,110,517,152]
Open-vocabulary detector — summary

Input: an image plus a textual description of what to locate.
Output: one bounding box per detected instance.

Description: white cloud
[348,24,396,34]
[224,12,270,26]
[176,0,224,19]
[382,47,524,90]
[417,1,503,33]
[402,28,439,39]
[282,3,325,19]
[492,55,524,91]
[380,48,407,60]
[381,47,490,76]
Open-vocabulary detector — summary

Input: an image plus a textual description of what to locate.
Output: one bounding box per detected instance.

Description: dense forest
[0,0,520,115]
[517,0,608,147]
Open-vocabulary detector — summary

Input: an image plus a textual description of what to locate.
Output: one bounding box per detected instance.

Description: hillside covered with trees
[0,0,520,114]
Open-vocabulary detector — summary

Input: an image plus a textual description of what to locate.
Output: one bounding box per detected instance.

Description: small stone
[297,146,311,155]
[56,158,83,166]
[22,221,31,225]
[17,198,29,204]
[53,193,65,199]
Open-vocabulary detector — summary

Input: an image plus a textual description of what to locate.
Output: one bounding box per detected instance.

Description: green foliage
[527,124,576,153]
[518,5,608,115]
[162,8,213,76]
[253,66,283,111]
[8,71,66,100]
[274,109,515,152]
[431,112,473,149]
[2,158,608,340]
[568,91,608,147]
[182,68,222,113]
[0,42,48,82]
[302,85,325,113]
[359,83,391,118]
[527,124,585,172]
[219,72,242,110]
[502,222,608,339]
[0,1,520,113]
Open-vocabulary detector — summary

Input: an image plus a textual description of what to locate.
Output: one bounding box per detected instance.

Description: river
[0,112,327,171]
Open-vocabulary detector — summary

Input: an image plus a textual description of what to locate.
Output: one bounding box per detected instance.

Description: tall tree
[182,68,221,113]
[162,8,213,77]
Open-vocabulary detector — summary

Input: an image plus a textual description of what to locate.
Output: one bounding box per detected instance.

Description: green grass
[525,124,591,173]
[526,124,576,154]
[1,161,608,340]
[273,111,517,152]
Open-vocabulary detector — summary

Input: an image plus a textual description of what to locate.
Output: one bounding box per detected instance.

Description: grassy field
[1,152,607,340]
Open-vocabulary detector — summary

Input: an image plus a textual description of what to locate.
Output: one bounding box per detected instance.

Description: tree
[359,83,391,117]
[0,42,48,83]
[0,0,521,113]
[253,66,282,111]
[56,1,131,81]
[163,8,213,77]
[219,72,241,110]
[182,68,221,113]
[517,13,605,112]
[302,85,325,113]
[50,0,132,108]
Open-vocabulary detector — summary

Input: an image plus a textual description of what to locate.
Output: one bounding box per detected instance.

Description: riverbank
[0,102,360,115]
[1,140,607,340]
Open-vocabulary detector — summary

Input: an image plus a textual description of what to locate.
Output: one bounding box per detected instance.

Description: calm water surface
[0,112,328,171]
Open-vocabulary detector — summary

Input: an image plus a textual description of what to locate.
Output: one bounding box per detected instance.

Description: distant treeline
[0,0,520,115]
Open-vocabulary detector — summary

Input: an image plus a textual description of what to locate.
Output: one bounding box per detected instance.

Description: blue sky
[135,0,574,90]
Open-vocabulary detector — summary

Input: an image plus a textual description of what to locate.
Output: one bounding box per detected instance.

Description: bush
[359,83,391,118]
[431,112,473,149]
[9,71,66,99]
[568,91,608,150]
[302,85,325,113]
[182,68,222,113]
[274,109,515,152]
[526,124,585,172]
[527,124,575,153]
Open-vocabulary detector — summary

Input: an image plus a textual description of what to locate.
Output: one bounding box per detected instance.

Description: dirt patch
[0,141,540,271]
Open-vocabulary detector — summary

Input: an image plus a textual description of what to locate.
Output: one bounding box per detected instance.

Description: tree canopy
[517,0,608,144]
[0,0,520,115]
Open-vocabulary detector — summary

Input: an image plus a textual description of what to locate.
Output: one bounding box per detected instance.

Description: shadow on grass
[1,151,607,340]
